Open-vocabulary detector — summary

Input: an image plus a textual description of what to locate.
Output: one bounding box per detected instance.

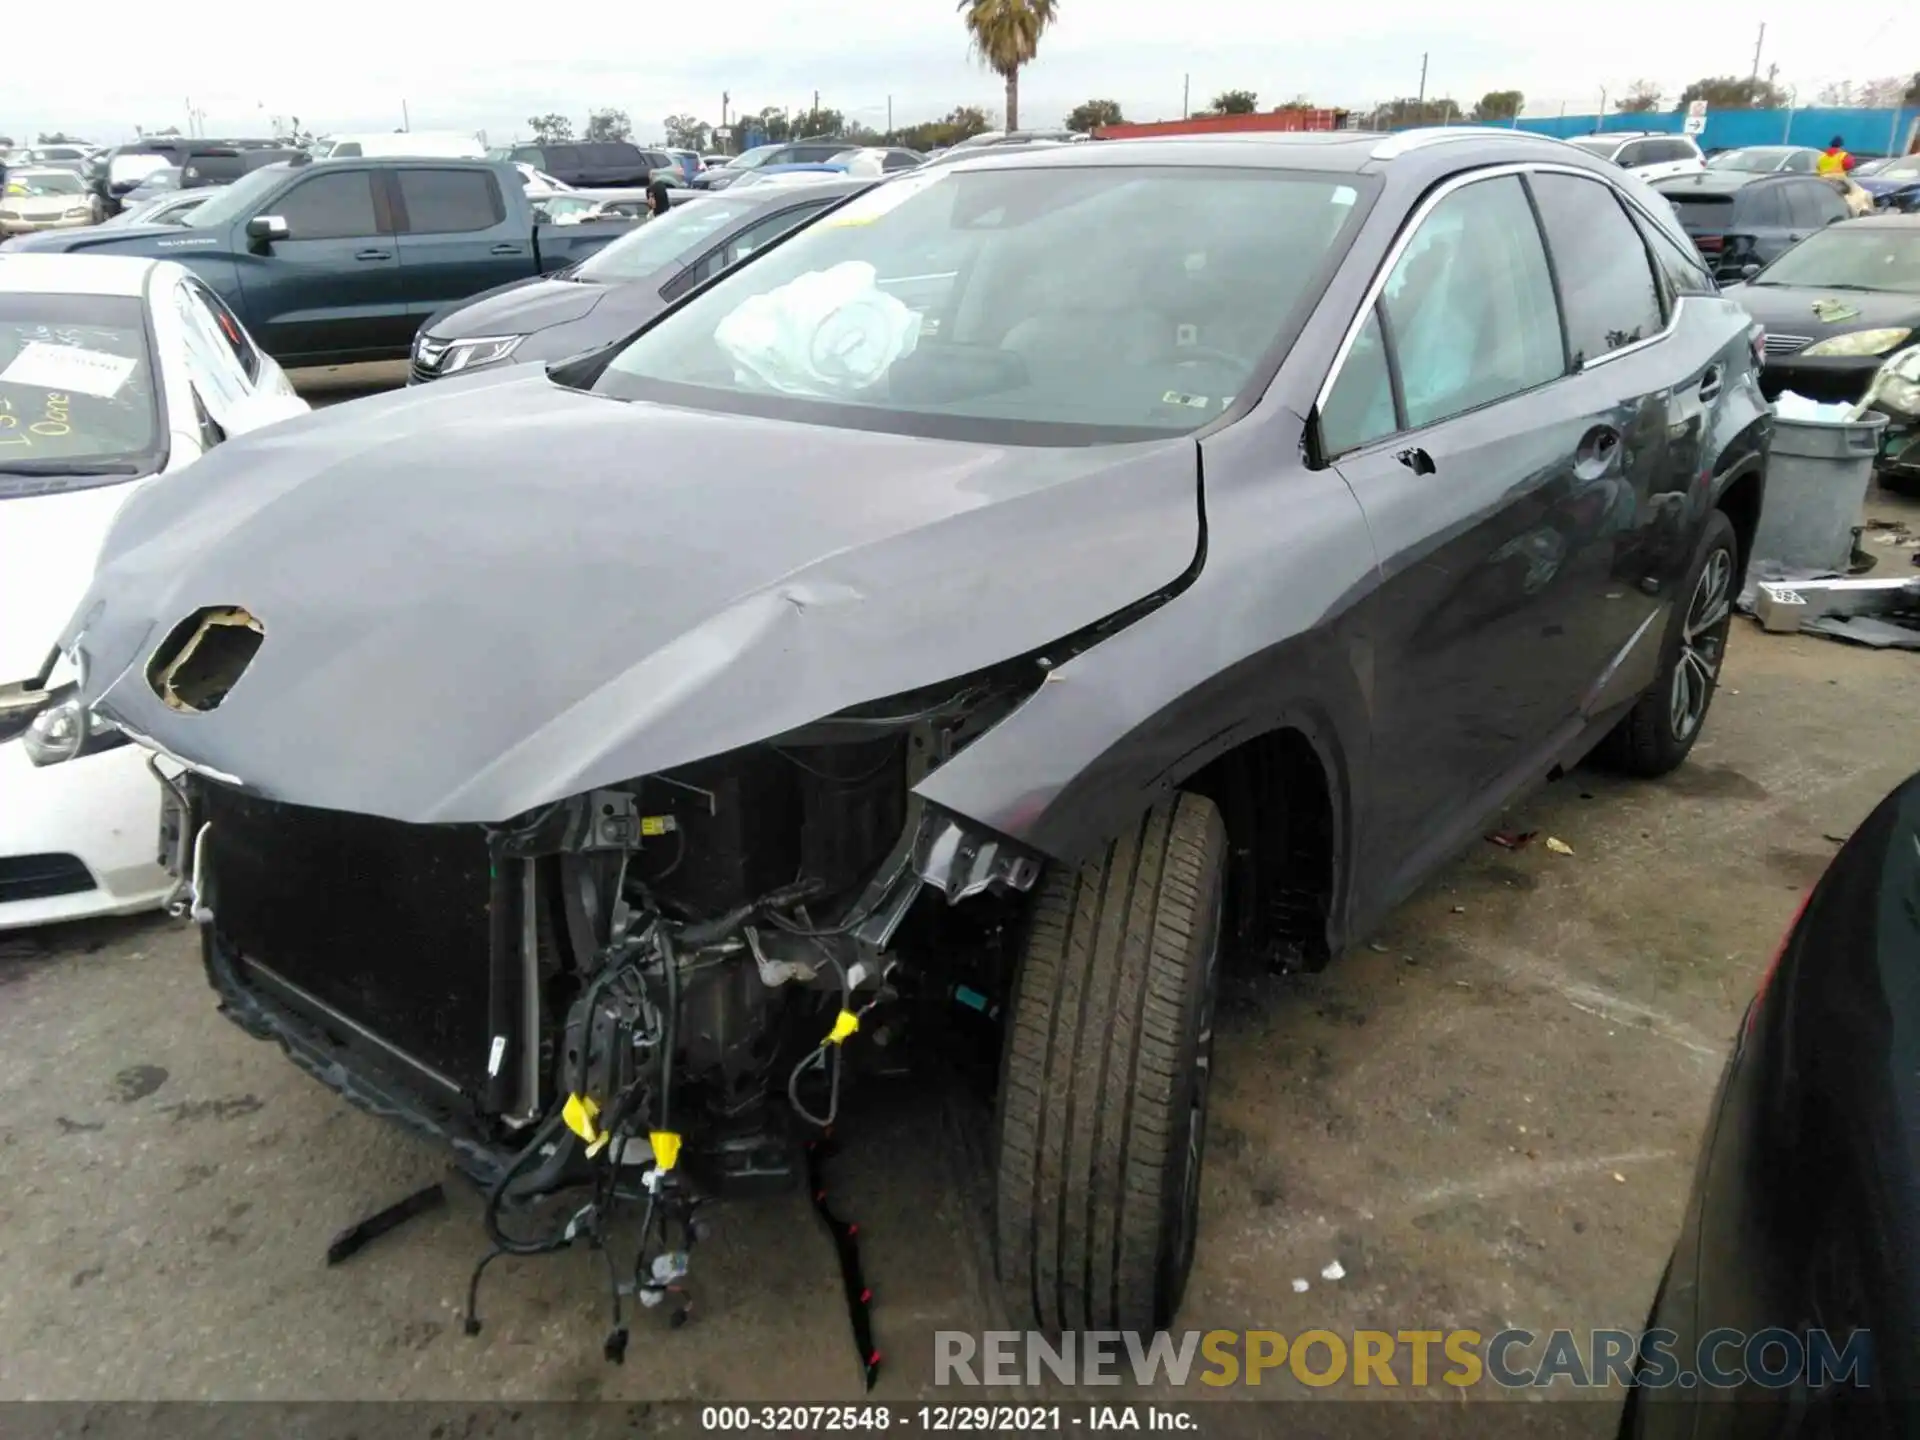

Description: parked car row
[19,128,1776,1356]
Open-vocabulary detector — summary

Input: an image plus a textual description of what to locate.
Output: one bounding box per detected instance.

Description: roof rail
[1370,126,1544,160]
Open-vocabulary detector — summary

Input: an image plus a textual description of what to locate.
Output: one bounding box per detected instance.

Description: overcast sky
[6,3,1916,146]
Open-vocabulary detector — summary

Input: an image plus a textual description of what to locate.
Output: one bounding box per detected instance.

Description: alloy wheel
[1670,547,1732,742]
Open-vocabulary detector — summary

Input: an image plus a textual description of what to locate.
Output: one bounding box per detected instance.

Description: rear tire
[993,793,1228,1333]
[1596,509,1738,778]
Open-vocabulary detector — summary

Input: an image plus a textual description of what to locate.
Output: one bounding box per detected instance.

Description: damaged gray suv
[54,129,1770,1345]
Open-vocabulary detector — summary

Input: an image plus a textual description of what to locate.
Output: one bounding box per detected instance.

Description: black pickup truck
[4,157,629,366]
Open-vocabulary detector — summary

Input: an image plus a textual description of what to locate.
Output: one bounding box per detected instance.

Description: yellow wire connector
[563,1093,601,1144]
[826,1010,860,1046]
[650,1130,682,1171]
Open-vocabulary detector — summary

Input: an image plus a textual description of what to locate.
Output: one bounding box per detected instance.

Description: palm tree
[958,0,1059,133]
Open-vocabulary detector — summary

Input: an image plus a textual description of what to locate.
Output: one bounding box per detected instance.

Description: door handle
[1698,367,1723,403]
[489,243,524,256]
[1395,446,1436,477]
[354,248,391,261]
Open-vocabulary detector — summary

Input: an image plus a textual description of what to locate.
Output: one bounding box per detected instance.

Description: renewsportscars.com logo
[934,1328,1873,1391]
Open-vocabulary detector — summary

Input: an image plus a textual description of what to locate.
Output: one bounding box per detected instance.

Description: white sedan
[0,253,307,931]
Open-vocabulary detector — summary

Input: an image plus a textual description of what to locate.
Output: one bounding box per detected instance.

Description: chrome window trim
[1312,160,1685,425]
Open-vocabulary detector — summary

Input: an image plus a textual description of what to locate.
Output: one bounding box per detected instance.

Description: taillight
[1746,886,1813,1034]
[1695,234,1725,252]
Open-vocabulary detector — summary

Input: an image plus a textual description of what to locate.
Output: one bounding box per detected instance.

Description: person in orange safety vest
[1817,137,1856,175]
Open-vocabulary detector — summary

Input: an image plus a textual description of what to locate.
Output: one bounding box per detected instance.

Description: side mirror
[245,214,289,243]
[1741,263,1761,280]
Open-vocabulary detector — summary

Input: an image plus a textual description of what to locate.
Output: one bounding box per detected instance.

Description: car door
[238,165,405,363]
[386,166,521,334]
[1320,169,1669,894]
[181,276,305,420]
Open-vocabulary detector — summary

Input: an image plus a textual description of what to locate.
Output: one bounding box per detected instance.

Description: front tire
[993,793,1228,1333]
[1597,508,1738,778]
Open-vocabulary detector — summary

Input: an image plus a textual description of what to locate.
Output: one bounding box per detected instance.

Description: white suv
[1564,132,1706,182]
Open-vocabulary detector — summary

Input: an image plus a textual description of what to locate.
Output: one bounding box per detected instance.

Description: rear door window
[395,168,505,233]
[277,170,382,239]
[1528,172,1664,364]
[1739,186,1789,227]
[511,146,543,167]
[1790,181,1849,227]
[1614,141,1649,168]
[545,146,583,173]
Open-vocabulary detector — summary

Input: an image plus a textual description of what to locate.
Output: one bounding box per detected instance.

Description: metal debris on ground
[1545,837,1575,856]
[1753,576,1920,647]
[1292,1277,1310,1293]
[1321,1259,1346,1282]
[1486,829,1537,851]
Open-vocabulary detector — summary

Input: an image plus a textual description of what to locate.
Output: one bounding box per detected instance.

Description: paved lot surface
[3,366,1916,1428]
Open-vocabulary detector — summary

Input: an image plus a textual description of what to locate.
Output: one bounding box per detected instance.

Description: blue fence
[1467,107,1917,156]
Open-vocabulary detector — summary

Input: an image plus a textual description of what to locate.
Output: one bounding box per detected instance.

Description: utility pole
[1416,53,1429,122]
[401,99,411,132]
[887,95,893,137]
[1748,22,1765,84]
[1182,73,1189,119]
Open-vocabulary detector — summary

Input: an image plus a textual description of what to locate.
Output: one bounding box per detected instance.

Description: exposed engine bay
[168,667,1045,1361]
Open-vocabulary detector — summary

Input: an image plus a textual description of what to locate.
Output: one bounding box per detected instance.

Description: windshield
[1874,162,1920,183]
[730,147,783,171]
[1709,147,1789,172]
[0,293,164,496]
[8,171,85,197]
[1565,137,1621,159]
[110,152,172,185]
[590,165,1371,442]
[183,165,290,228]
[1753,228,1920,293]
[575,198,756,281]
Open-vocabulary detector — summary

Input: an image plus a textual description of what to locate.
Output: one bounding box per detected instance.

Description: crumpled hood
[64,372,1201,823]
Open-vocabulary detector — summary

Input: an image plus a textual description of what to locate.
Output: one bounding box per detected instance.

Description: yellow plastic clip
[650,1130,682,1172]
[562,1093,601,1144]
[826,1010,860,1046]
[585,1133,612,1160]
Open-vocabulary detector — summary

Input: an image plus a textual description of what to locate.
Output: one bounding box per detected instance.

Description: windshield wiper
[0,458,144,477]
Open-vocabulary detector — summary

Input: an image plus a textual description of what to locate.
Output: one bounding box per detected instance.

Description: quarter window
[1528,172,1664,365]
[1319,309,1396,455]
[187,279,261,382]
[1381,175,1563,429]
[1629,209,1718,300]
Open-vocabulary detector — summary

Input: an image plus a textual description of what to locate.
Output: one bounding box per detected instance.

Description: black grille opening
[0,853,97,904]
[197,783,497,1097]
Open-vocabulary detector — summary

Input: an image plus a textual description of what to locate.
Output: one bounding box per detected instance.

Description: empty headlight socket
[146,607,264,713]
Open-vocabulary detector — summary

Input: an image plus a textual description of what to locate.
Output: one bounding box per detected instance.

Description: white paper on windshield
[0,342,138,399]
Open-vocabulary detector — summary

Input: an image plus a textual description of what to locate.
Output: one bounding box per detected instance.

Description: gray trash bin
[1748,411,1889,573]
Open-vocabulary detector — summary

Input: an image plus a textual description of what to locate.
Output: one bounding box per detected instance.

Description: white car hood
[3,195,84,217]
[0,482,147,684]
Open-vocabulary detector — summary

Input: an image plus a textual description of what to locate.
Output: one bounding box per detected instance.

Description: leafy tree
[958,0,1058,131]
[1066,99,1124,133]
[37,131,85,144]
[1907,72,1920,106]
[1207,90,1259,116]
[1363,97,1462,129]
[1471,90,1524,121]
[664,115,711,151]
[746,106,793,143]
[1618,80,1663,113]
[1674,76,1787,112]
[526,113,573,144]
[895,105,993,152]
[793,107,847,138]
[583,108,633,144]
